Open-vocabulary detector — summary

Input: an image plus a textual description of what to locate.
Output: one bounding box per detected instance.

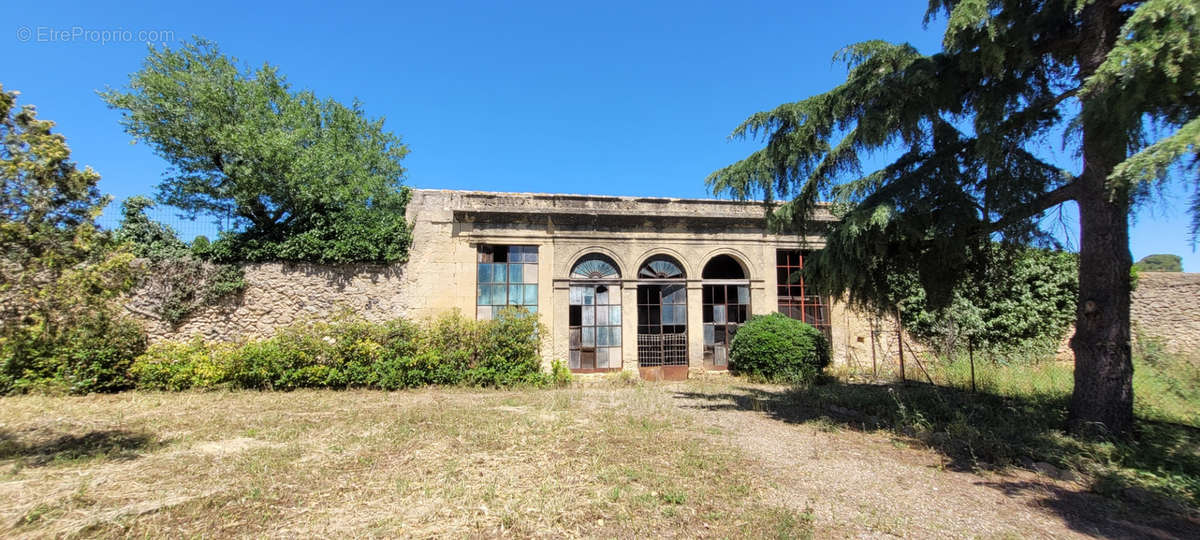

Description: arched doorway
[568,254,623,372]
[636,255,688,380]
[701,254,750,370]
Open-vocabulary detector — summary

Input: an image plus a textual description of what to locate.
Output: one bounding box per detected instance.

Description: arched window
[636,255,687,376]
[701,254,745,279]
[638,256,685,280]
[702,254,750,370]
[570,254,620,280]
[569,254,622,372]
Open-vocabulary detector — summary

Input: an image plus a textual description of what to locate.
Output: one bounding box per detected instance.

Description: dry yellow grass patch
[0,386,812,538]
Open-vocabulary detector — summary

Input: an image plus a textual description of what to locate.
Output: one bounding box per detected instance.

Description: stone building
[138,188,1199,378]
[401,189,872,380]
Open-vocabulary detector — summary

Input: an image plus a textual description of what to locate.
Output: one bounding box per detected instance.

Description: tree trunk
[1068,3,1134,436]
[1068,185,1133,436]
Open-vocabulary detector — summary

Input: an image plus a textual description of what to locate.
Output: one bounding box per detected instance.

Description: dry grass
[0,386,812,539]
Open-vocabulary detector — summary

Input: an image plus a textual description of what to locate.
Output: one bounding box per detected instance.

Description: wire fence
[97,203,229,243]
[837,323,1074,397]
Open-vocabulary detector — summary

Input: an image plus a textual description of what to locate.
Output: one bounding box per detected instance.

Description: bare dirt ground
[669,380,1199,539]
[1,380,1196,538]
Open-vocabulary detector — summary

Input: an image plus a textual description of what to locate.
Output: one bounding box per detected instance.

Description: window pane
[523,264,538,284]
[610,347,621,368]
[596,287,609,305]
[714,305,726,324]
[582,306,595,326]
[583,287,594,305]
[570,286,583,305]
[737,286,749,304]
[527,306,537,314]
[598,327,610,346]
[663,284,685,304]
[597,347,609,369]
[662,304,678,325]
[675,305,687,324]
[597,306,609,325]
[609,306,621,325]
[508,263,523,283]
[509,285,522,305]
[477,305,492,320]
[477,285,488,305]
[609,326,621,347]
[523,284,538,305]
[582,327,595,347]
[478,263,492,283]
[569,350,580,369]
[494,263,509,283]
[491,285,507,305]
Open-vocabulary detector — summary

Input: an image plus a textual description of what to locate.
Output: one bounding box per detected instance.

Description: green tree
[0,85,143,392]
[114,196,189,260]
[894,246,1078,356]
[1134,253,1183,272]
[708,1,1198,434]
[101,38,413,264]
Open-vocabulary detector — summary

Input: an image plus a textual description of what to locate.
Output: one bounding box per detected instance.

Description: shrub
[2,311,147,395]
[57,314,147,394]
[470,307,545,386]
[131,310,549,392]
[729,313,829,384]
[131,339,236,391]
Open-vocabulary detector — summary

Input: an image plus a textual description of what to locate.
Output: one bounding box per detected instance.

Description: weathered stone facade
[137,188,1198,377]
[1131,272,1200,357]
[135,263,415,342]
[139,188,881,377]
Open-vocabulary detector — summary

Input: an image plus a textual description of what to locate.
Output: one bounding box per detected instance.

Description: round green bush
[729,313,830,384]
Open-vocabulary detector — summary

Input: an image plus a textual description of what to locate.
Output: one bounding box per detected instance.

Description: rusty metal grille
[637,333,688,367]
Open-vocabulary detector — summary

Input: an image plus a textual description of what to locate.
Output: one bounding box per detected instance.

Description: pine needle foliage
[709,0,1198,434]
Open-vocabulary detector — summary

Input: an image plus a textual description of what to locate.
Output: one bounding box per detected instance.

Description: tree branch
[984,182,1079,233]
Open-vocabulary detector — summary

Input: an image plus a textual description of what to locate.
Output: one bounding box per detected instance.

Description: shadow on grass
[672,381,1200,536]
[0,428,162,467]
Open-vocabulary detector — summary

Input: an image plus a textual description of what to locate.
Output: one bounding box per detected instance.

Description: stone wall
[133,263,415,342]
[1131,272,1200,356]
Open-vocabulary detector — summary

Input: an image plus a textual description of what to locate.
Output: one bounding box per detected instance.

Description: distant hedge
[131,308,563,391]
[729,313,830,384]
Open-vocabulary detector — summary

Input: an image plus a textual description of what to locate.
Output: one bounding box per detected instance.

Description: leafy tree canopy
[114,196,189,260]
[101,38,413,264]
[708,0,1198,434]
[895,245,1078,356]
[1134,253,1183,272]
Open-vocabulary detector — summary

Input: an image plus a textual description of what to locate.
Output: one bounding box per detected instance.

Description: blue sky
[3,0,1195,269]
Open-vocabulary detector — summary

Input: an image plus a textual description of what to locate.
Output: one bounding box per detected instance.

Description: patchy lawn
[1,379,1196,538]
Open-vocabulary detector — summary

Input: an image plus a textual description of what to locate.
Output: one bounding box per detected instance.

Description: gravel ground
[666,381,1200,539]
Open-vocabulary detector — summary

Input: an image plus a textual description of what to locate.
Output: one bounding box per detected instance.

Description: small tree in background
[1134,254,1183,272]
[101,38,413,264]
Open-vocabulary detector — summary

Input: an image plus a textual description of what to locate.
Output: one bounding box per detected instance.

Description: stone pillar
[621,281,639,372]
[687,281,705,369]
